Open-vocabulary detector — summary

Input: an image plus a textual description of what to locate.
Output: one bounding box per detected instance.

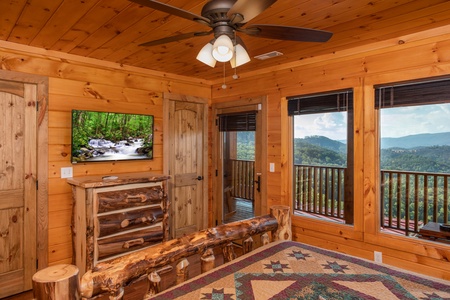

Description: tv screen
[71,110,154,163]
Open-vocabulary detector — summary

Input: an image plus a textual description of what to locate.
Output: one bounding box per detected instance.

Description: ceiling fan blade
[228,0,277,24]
[242,25,333,42]
[130,0,211,26]
[139,31,212,47]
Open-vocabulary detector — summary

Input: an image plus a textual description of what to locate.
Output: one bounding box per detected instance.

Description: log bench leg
[32,264,79,300]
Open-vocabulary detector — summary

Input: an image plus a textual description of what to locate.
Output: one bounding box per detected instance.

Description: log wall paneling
[0,42,210,270]
[211,26,450,281]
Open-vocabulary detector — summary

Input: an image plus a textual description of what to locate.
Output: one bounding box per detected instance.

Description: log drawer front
[94,184,165,261]
[68,173,170,275]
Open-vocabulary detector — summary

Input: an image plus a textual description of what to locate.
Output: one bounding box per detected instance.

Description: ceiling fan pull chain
[222,63,227,89]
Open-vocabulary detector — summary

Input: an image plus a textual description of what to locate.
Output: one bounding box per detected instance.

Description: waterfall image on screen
[71,110,154,163]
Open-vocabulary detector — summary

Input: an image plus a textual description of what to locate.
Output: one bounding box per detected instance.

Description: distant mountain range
[381,132,450,149]
[300,132,450,150]
[295,132,450,173]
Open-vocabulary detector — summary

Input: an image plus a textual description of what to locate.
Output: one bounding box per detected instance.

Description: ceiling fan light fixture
[230,44,250,68]
[212,35,234,62]
[196,42,217,67]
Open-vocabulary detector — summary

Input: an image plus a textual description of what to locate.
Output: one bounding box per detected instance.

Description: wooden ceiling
[2,0,450,81]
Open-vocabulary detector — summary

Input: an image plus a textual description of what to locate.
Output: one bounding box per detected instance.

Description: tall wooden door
[0,81,37,298]
[165,94,208,238]
[212,98,267,226]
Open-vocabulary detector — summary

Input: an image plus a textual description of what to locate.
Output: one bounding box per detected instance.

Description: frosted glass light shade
[230,44,251,68]
[196,43,216,67]
[212,35,234,62]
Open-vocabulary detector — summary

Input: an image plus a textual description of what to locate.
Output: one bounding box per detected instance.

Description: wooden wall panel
[0,43,210,267]
[212,26,450,280]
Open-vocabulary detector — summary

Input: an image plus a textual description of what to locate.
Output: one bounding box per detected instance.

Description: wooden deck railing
[381,170,450,235]
[230,159,255,200]
[293,165,346,221]
[293,164,450,236]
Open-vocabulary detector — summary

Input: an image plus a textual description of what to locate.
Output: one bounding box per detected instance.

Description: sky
[294,103,450,140]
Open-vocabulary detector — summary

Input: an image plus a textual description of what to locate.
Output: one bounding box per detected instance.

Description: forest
[71,110,154,162]
[292,134,450,227]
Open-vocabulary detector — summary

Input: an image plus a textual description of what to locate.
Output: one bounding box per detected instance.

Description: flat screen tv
[71,110,154,163]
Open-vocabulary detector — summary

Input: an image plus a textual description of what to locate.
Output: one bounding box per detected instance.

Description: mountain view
[294,132,450,173]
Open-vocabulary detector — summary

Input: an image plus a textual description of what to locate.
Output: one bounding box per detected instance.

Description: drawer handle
[126,194,147,202]
[123,238,144,249]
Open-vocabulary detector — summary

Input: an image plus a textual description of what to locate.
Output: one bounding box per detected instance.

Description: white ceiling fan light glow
[230,43,250,68]
[212,35,234,62]
[196,42,217,67]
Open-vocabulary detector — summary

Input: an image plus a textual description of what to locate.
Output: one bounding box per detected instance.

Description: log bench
[34,205,291,300]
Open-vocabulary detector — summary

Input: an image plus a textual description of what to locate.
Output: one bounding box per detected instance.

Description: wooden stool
[32,264,79,300]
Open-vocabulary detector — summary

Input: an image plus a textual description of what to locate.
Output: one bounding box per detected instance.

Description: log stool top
[32,264,79,300]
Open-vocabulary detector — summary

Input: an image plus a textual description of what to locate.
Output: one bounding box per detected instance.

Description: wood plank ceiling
[1,0,450,81]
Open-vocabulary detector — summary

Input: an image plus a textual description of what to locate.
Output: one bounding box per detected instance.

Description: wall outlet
[374,251,383,263]
[61,167,73,178]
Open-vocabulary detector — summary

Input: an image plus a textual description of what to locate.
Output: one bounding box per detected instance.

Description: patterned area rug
[150,241,450,300]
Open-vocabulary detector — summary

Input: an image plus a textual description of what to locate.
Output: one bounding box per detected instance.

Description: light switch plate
[61,167,73,178]
[269,163,275,172]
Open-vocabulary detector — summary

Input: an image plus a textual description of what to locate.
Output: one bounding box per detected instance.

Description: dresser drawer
[97,185,165,213]
[97,226,163,260]
[97,206,164,237]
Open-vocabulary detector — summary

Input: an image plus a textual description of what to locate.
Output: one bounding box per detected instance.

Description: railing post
[270,205,292,241]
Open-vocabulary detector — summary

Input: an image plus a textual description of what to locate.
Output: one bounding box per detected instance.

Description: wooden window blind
[218,111,257,131]
[375,78,450,108]
[287,89,353,116]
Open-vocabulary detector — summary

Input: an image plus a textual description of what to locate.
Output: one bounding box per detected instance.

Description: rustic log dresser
[67,172,170,275]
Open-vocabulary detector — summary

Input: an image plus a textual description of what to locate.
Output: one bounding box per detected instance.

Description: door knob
[196,176,204,181]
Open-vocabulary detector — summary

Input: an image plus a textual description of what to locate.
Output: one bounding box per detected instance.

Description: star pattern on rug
[262,260,292,273]
[286,249,312,261]
[321,260,351,273]
[199,288,235,300]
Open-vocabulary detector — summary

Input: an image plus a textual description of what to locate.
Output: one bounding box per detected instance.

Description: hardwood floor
[3,290,33,300]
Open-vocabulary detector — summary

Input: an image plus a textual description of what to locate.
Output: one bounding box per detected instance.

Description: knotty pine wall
[211,25,450,280]
[0,42,211,267]
[2,21,450,281]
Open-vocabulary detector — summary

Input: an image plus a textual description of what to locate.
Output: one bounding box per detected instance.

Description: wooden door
[0,81,37,298]
[212,98,267,226]
[166,95,208,238]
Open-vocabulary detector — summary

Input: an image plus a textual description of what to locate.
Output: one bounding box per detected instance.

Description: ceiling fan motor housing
[202,0,240,39]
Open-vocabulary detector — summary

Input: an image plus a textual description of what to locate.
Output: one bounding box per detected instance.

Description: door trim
[0,69,48,278]
[212,96,267,225]
[163,92,209,237]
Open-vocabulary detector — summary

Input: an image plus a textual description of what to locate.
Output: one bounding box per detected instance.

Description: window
[376,78,450,237]
[288,89,354,224]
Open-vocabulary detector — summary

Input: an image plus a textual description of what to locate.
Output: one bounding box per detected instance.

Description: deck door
[213,98,266,226]
[0,81,37,297]
[166,95,208,238]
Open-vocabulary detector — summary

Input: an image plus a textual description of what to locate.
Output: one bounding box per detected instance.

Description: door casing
[163,93,208,238]
[212,96,267,225]
[0,70,48,298]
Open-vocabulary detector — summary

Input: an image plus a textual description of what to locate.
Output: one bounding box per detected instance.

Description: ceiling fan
[130,0,333,68]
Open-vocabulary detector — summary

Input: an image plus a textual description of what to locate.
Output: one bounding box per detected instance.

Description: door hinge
[215,220,218,226]
[36,100,39,111]
[36,180,38,190]
[36,259,38,269]
[215,169,218,176]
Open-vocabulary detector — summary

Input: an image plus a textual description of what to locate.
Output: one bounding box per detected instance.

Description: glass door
[222,130,256,223]
[214,107,263,225]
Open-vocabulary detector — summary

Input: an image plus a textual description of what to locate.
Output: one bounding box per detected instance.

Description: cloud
[294,112,347,140]
[381,104,450,137]
[294,103,450,140]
